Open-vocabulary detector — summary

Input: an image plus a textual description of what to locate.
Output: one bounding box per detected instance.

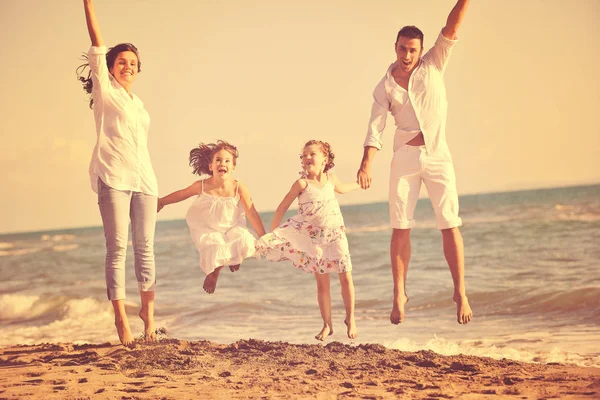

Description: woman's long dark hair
[76,43,141,109]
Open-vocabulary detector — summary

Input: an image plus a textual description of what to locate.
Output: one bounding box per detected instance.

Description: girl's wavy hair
[189,140,239,176]
[76,43,141,109]
[300,140,335,176]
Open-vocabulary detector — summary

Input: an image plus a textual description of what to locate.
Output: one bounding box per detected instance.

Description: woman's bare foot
[229,264,240,272]
[315,324,333,341]
[454,294,473,324]
[139,308,156,342]
[115,317,134,347]
[390,293,409,325]
[203,267,223,294]
[344,318,358,339]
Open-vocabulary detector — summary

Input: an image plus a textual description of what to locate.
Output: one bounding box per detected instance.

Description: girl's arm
[238,183,266,237]
[83,0,104,47]
[329,172,360,194]
[270,179,306,231]
[157,181,202,212]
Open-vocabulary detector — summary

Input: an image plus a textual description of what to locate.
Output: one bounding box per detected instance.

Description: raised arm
[83,0,104,47]
[442,0,470,40]
[270,180,305,231]
[329,172,360,195]
[157,181,202,212]
[238,183,266,237]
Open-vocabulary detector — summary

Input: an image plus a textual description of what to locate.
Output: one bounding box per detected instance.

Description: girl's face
[109,51,139,90]
[209,149,236,177]
[301,144,327,176]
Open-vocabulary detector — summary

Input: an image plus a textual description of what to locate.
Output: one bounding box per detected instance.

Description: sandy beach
[1,338,598,399]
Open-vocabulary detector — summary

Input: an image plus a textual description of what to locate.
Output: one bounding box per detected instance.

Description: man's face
[395,36,423,73]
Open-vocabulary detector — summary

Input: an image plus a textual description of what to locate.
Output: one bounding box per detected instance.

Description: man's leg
[422,155,472,324]
[441,227,472,324]
[390,228,411,324]
[388,147,421,324]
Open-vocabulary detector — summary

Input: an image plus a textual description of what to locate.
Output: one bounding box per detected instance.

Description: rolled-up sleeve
[88,46,110,94]
[363,76,389,150]
[423,30,458,74]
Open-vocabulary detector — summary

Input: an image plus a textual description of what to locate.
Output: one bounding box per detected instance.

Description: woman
[77,0,158,346]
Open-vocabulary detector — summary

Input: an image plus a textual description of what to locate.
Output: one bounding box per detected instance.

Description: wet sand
[1,339,598,399]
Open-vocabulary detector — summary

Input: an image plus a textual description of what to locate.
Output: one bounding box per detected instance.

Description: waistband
[395,144,426,153]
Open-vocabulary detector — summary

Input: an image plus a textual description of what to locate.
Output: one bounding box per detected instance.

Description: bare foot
[390,294,409,325]
[139,308,156,342]
[115,317,134,348]
[315,325,333,341]
[344,318,358,339]
[229,264,240,272]
[203,267,223,294]
[454,294,473,324]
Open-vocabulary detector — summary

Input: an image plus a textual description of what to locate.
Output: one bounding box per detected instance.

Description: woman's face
[109,51,139,90]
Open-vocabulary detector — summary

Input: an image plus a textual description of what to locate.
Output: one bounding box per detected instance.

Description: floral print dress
[256,178,352,274]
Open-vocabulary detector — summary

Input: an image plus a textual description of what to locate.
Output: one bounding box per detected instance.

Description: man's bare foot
[454,294,473,324]
[139,308,157,342]
[315,325,333,341]
[229,264,240,272]
[203,267,223,294]
[344,318,358,339]
[390,294,409,325]
[115,317,134,347]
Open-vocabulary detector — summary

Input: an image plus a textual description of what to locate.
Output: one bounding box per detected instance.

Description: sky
[0,0,599,234]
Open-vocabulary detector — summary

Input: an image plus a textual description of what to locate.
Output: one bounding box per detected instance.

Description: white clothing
[256,177,352,274]
[389,145,461,230]
[87,46,158,196]
[363,31,459,159]
[185,180,257,275]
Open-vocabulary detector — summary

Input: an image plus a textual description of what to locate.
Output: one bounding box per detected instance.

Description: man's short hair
[396,25,424,48]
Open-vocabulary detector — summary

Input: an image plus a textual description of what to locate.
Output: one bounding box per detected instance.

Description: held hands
[357,165,372,190]
[157,198,165,213]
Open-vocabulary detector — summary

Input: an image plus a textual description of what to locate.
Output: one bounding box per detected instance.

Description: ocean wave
[0,242,14,250]
[384,335,600,368]
[41,234,76,242]
[52,244,79,252]
[0,247,42,257]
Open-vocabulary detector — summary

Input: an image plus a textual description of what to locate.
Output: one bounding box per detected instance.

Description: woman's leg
[130,191,158,340]
[338,272,357,339]
[98,179,134,346]
[315,273,333,341]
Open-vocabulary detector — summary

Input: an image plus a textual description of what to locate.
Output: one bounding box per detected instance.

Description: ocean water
[1,184,599,368]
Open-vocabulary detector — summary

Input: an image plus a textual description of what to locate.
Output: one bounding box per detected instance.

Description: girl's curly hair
[76,43,142,109]
[301,140,335,174]
[189,140,239,176]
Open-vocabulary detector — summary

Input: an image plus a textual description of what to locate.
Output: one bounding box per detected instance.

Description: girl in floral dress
[157,141,265,294]
[257,140,360,340]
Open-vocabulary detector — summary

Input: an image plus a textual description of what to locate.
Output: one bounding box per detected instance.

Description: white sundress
[185,180,257,275]
[256,177,352,274]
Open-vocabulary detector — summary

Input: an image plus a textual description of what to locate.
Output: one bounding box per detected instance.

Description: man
[357,0,473,325]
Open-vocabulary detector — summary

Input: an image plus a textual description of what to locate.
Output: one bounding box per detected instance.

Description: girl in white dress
[158,141,265,293]
[257,140,360,340]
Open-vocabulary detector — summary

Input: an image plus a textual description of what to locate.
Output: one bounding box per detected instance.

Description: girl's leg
[203,266,224,294]
[130,191,158,340]
[338,272,357,339]
[98,179,134,346]
[229,264,240,272]
[315,273,333,341]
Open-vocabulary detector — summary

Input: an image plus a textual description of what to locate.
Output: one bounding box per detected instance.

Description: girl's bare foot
[344,318,358,339]
[203,267,223,294]
[454,294,473,324]
[315,324,333,341]
[115,317,134,347]
[229,264,240,272]
[390,294,409,325]
[139,308,156,342]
